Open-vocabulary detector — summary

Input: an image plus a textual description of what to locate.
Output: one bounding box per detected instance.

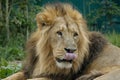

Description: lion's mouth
[56,53,77,63]
[56,58,73,63]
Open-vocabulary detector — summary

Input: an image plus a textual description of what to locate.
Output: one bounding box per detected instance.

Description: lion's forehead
[53,17,79,33]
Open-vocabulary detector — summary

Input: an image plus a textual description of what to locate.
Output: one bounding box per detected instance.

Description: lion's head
[30,3,90,77]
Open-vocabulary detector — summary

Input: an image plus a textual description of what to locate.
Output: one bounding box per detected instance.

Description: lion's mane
[23,3,107,80]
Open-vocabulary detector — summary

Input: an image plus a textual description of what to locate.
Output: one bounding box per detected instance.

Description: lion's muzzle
[56,53,77,63]
[64,48,76,53]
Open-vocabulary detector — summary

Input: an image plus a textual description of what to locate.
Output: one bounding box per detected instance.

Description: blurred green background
[0,0,120,79]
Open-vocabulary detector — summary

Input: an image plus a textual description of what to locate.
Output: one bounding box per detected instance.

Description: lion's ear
[36,13,52,29]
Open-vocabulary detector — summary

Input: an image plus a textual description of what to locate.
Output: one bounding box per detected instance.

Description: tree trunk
[0,0,2,29]
[5,0,10,42]
[0,0,2,19]
[25,1,29,40]
[83,0,86,18]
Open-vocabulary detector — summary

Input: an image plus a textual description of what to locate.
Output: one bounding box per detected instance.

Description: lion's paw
[76,70,103,80]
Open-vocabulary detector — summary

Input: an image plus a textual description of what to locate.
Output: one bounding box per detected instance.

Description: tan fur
[84,44,120,73]
[3,3,120,80]
[2,72,26,80]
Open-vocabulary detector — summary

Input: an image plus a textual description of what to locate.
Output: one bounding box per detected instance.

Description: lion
[3,3,120,80]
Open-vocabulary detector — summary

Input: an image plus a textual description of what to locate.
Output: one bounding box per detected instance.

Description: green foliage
[0,33,25,61]
[0,58,22,79]
[0,46,24,61]
[0,0,42,46]
[87,0,120,21]
[86,0,120,31]
[105,31,120,47]
[0,0,42,79]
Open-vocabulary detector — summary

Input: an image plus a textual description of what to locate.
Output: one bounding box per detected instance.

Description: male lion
[3,3,120,80]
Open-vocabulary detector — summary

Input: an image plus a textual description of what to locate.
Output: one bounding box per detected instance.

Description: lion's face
[36,4,89,71]
[49,17,80,69]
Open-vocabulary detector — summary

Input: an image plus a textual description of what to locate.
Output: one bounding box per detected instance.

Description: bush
[0,58,22,79]
[105,31,120,47]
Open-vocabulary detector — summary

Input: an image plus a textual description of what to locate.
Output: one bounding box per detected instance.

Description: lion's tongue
[64,53,77,60]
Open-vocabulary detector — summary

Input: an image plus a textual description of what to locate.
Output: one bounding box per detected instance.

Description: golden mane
[23,3,90,78]
[36,3,87,30]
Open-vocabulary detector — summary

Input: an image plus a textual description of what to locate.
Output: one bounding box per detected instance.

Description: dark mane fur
[89,32,107,55]
[74,32,107,79]
[22,32,39,78]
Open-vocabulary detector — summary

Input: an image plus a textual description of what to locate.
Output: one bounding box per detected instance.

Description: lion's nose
[64,48,76,53]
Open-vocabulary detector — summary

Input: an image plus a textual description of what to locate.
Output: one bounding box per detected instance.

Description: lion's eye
[74,32,78,37]
[41,22,46,26]
[57,31,62,37]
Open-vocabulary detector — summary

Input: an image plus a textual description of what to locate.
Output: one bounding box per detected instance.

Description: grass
[105,31,120,47]
[0,35,25,79]
[0,32,120,79]
[0,58,22,79]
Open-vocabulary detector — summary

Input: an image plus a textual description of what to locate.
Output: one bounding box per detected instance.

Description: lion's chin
[56,61,72,69]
